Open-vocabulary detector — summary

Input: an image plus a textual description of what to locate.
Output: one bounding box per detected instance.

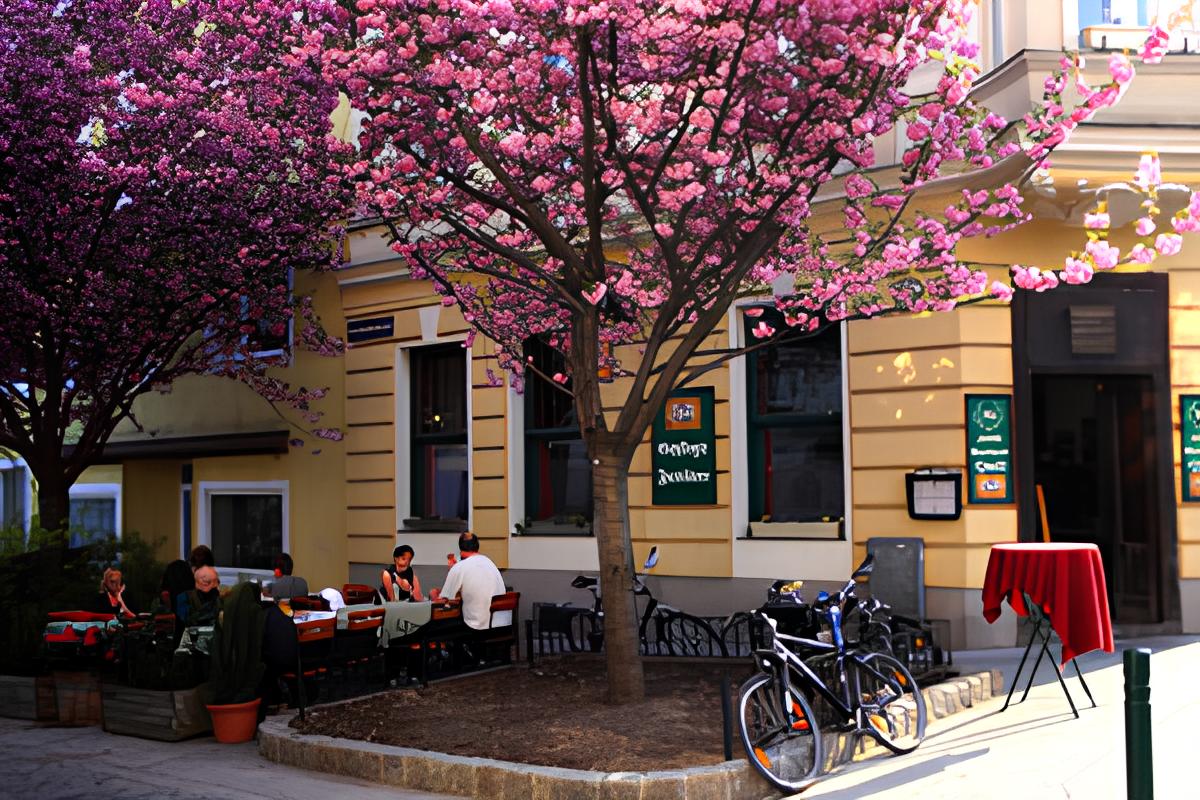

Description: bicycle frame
[754,613,903,727]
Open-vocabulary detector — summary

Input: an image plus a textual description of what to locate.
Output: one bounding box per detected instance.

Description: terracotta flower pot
[205,698,261,743]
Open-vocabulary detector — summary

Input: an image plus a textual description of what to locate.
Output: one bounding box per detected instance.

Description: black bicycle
[736,556,927,794]
[566,547,727,658]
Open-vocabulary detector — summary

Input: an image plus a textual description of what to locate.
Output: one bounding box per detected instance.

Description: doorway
[1013,272,1177,628]
[1031,375,1161,623]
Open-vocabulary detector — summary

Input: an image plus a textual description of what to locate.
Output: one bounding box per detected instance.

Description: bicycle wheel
[853,652,926,754]
[660,612,728,657]
[737,672,823,793]
[719,611,756,658]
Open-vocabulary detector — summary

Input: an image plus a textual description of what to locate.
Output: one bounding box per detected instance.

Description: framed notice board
[651,387,717,505]
[965,393,1014,504]
[1182,395,1200,501]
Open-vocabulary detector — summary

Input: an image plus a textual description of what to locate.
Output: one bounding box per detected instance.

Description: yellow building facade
[35,3,1198,648]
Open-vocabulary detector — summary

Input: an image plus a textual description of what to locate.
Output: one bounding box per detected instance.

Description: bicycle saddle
[571,575,599,589]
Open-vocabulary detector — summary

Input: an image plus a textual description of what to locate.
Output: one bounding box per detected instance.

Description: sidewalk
[0,716,458,800]
[800,635,1198,799]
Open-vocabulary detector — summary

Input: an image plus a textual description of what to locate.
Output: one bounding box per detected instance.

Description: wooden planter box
[0,674,57,721]
[53,670,103,726]
[101,683,212,741]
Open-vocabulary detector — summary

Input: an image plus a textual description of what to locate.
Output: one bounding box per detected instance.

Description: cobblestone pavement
[0,717,458,800]
[800,635,1198,800]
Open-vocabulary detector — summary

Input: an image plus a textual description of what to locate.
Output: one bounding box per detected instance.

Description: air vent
[1070,305,1117,355]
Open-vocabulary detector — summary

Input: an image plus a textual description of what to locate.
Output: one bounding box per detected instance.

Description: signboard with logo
[651,387,717,505]
[965,394,1013,504]
[1182,395,1200,501]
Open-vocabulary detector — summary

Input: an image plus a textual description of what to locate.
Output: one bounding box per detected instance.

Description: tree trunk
[591,454,645,704]
[33,468,70,534]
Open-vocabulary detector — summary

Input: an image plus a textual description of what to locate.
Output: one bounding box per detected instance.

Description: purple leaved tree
[0,0,353,530]
[333,0,1195,701]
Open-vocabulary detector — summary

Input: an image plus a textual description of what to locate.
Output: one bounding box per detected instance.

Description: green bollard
[1124,648,1153,800]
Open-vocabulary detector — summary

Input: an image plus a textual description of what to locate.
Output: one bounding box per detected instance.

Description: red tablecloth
[982,543,1114,665]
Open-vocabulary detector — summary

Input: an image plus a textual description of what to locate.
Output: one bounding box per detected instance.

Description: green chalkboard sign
[1182,395,1200,501]
[965,394,1013,504]
[652,387,717,505]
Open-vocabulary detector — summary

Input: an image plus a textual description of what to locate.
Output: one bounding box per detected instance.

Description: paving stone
[402,752,481,796]
[966,675,985,702]
[598,773,642,800]
[531,769,603,800]
[682,766,731,800]
[476,762,534,800]
[639,771,688,800]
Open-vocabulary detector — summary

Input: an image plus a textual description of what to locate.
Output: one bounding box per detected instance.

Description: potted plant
[204,582,265,743]
[101,601,212,741]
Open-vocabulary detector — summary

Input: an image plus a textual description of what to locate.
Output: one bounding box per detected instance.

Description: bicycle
[565,547,728,658]
[736,556,927,794]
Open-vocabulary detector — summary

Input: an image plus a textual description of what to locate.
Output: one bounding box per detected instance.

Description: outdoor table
[982,542,1114,718]
[336,601,434,646]
[291,610,337,624]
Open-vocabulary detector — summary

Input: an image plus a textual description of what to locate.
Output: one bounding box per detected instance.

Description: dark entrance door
[1013,272,1178,627]
[1031,375,1161,623]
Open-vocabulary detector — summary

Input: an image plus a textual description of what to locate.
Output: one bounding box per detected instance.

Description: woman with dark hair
[380,544,422,601]
[159,559,195,618]
[188,544,214,572]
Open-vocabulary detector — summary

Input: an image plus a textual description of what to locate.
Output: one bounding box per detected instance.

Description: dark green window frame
[745,308,845,526]
[410,343,468,522]
[522,339,592,533]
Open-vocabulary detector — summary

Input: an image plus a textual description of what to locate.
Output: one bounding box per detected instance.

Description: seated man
[429,532,509,630]
[179,565,221,627]
[268,552,309,600]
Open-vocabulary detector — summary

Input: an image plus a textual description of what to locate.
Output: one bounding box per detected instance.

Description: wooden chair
[335,608,385,687]
[476,592,521,665]
[342,583,379,606]
[288,595,329,612]
[283,617,336,713]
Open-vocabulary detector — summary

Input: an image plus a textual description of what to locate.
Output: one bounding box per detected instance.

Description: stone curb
[258,669,1003,799]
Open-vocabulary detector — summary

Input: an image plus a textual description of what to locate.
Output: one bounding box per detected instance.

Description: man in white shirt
[430,532,510,630]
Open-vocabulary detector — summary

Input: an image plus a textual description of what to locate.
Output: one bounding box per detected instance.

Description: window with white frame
[68,483,121,547]
[409,344,469,524]
[199,482,287,571]
[744,308,845,527]
[1,461,31,533]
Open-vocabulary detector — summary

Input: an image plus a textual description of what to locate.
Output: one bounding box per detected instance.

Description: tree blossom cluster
[335,0,1185,410]
[0,0,352,512]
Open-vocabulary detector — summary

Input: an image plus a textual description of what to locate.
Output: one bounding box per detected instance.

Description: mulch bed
[290,657,755,772]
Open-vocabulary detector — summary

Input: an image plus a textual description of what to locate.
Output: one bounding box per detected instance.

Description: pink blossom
[1086,240,1120,270]
[1108,52,1135,84]
[989,281,1014,302]
[1134,153,1162,190]
[1083,212,1110,229]
[582,283,607,305]
[1155,233,1183,257]
[1130,243,1157,264]
[1061,256,1094,285]
[750,321,775,339]
[1140,26,1170,64]
[744,307,763,318]
[1136,217,1156,236]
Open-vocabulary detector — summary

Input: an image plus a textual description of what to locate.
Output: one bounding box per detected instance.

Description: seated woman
[380,544,423,602]
[93,567,135,617]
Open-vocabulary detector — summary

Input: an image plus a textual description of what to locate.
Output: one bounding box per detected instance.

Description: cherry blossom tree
[0,0,352,530]
[334,0,1196,702]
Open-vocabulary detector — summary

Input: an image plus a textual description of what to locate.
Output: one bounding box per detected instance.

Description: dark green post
[1124,648,1153,800]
